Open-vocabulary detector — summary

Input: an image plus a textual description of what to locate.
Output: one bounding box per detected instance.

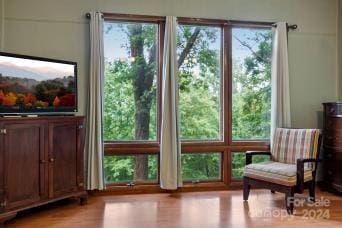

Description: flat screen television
[0,52,77,115]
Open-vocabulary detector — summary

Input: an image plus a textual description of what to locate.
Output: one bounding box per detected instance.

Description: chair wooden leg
[243,177,250,201]
[285,188,295,214]
[309,181,316,202]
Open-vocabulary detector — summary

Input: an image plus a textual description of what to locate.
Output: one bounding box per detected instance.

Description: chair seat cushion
[244,161,313,186]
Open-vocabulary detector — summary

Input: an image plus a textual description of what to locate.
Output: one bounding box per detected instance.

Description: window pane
[182,153,221,181]
[177,25,222,140]
[104,155,158,184]
[103,21,158,141]
[232,27,272,140]
[231,152,270,179]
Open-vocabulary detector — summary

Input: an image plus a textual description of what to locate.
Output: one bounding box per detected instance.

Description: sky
[103,21,271,64]
[0,55,74,81]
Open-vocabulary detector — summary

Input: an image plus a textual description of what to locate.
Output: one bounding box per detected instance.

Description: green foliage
[104,155,158,183]
[179,88,220,140]
[182,153,220,181]
[178,25,221,140]
[232,29,272,140]
[103,60,135,140]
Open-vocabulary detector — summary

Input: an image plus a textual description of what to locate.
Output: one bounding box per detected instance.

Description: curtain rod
[273,23,298,30]
[85,12,298,30]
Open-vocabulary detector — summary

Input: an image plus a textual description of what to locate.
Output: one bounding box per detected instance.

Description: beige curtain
[160,16,182,190]
[86,12,105,190]
[271,22,291,143]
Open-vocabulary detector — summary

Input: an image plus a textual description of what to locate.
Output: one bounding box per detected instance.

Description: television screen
[0,52,77,115]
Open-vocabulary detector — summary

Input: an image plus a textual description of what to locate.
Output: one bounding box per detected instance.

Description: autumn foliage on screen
[0,77,75,109]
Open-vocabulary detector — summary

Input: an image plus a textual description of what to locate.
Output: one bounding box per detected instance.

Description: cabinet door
[2,123,45,210]
[48,122,78,198]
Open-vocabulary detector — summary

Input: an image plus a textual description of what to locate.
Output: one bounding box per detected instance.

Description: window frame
[230,22,273,144]
[103,13,165,145]
[177,19,228,146]
[102,13,272,192]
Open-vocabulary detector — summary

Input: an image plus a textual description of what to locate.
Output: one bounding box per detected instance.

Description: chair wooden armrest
[245,151,271,165]
[296,158,323,192]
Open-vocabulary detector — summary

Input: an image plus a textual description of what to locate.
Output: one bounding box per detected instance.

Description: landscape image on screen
[0,55,76,113]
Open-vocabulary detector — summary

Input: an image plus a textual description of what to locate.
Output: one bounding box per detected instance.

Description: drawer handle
[327,136,340,141]
[0,201,6,207]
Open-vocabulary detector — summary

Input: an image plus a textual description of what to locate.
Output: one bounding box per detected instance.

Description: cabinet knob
[49,158,54,163]
[0,201,6,207]
[40,159,46,164]
[329,107,336,114]
[78,182,84,187]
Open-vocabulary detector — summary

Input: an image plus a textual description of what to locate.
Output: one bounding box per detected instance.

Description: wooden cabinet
[323,102,342,193]
[0,116,87,223]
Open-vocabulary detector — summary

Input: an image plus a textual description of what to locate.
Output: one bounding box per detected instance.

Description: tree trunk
[129,24,154,181]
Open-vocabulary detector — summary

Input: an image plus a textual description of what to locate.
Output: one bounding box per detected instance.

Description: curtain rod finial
[291,24,298,29]
[288,24,298,30]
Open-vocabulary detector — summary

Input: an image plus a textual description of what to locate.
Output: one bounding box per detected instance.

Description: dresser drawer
[325,117,342,131]
[324,151,342,183]
[324,148,342,160]
[324,132,342,148]
[324,103,342,117]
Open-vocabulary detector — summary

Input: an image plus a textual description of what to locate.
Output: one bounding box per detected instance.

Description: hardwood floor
[5,189,342,228]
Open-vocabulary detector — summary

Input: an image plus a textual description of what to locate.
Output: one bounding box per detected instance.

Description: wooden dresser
[323,102,342,193]
[0,116,87,224]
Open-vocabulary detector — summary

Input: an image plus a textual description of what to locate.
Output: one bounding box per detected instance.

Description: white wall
[2,0,338,128]
[338,0,342,100]
[0,0,4,50]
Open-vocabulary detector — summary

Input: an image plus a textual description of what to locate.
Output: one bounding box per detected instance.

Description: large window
[232,27,272,140]
[102,14,272,190]
[103,18,162,185]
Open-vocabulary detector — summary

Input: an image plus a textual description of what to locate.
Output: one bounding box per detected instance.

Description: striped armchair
[243,128,322,214]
